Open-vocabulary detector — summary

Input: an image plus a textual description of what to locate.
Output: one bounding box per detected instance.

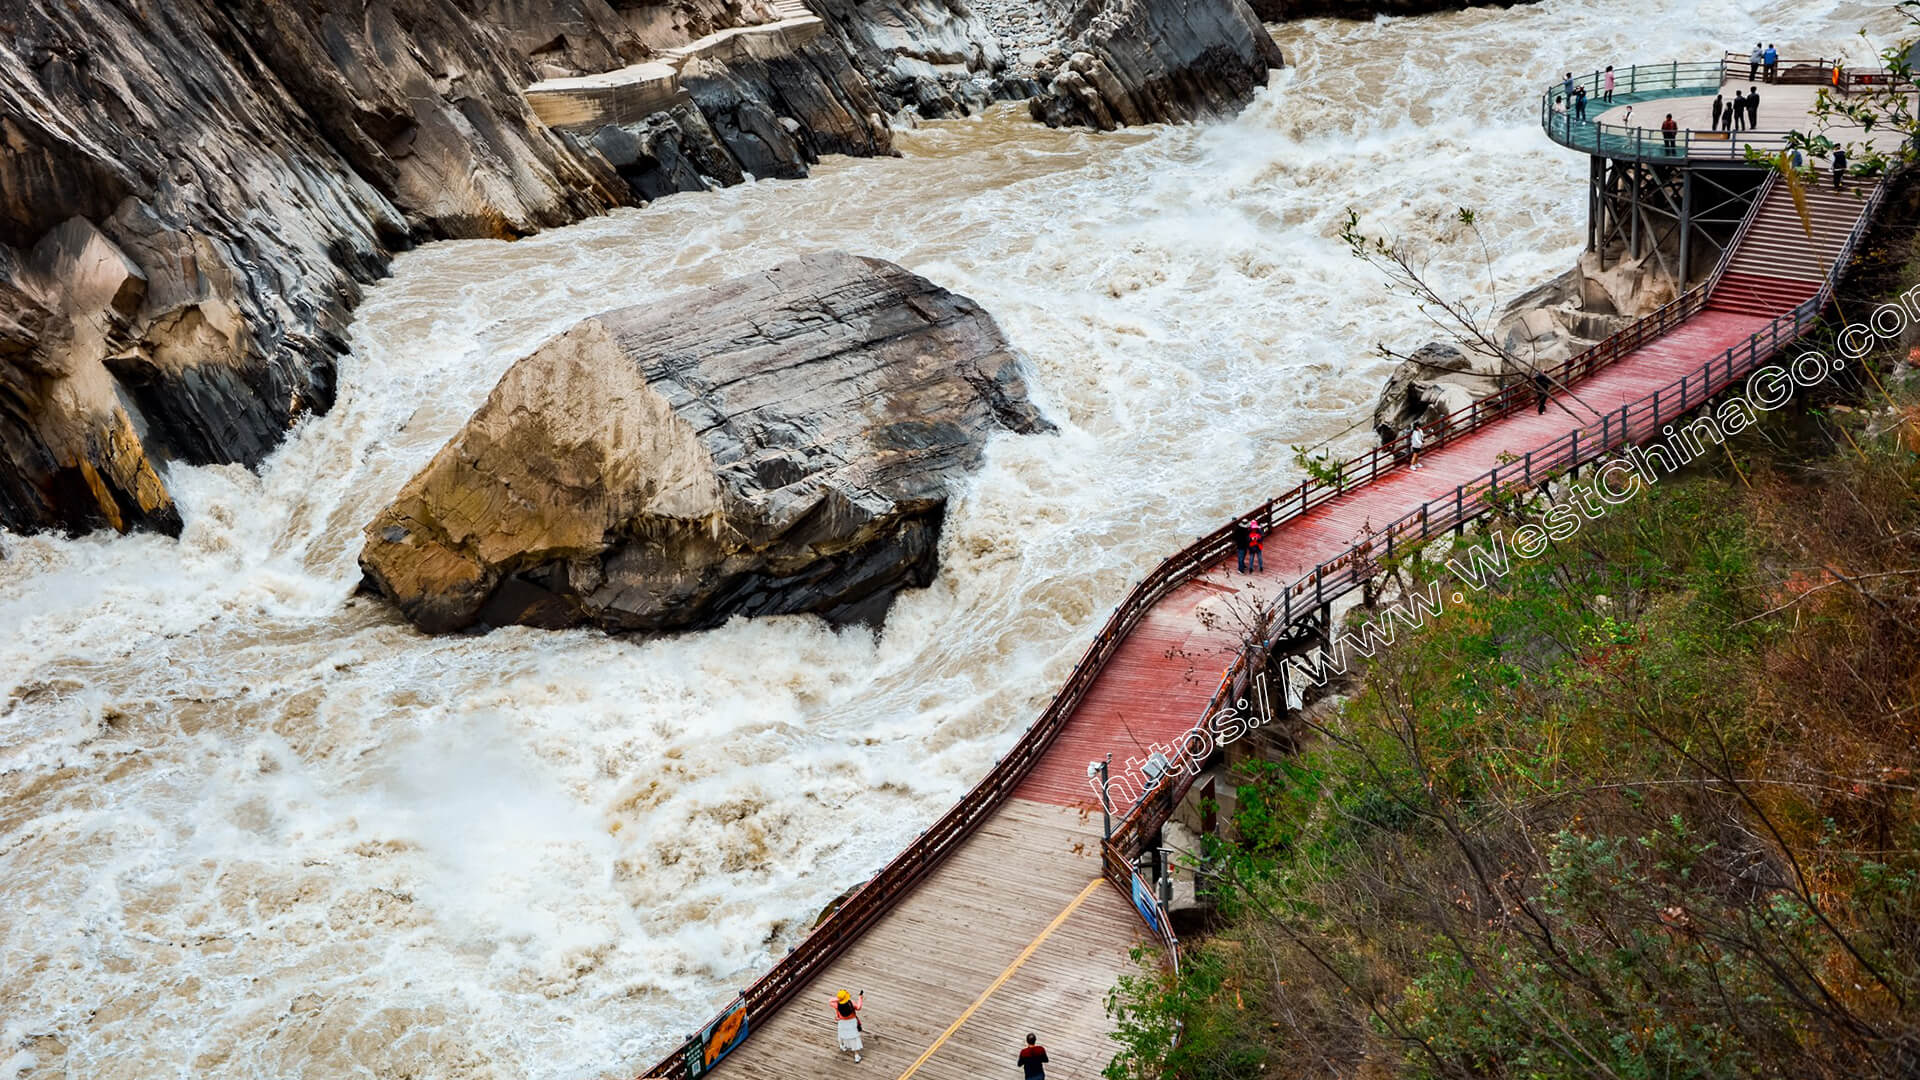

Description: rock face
[358,252,1051,634]
[1245,0,1530,20]
[1025,0,1286,129]
[0,0,629,536]
[1,0,1278,537]
[1371,265,1633,439]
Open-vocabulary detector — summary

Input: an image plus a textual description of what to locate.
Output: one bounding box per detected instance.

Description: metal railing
[1537,57,1904,162]
[639,99,1880,1080]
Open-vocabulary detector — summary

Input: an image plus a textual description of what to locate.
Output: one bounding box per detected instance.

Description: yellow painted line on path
[892,877,1106,1080]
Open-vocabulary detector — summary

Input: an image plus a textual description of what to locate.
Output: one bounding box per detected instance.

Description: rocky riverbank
[1372,252,1667,439]
[0,0,1278,539]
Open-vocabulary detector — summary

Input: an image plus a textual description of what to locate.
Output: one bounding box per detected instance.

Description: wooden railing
[640,115,1862,1080]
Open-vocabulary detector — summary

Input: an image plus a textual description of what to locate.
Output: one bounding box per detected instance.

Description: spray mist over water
[1,0,1902,1075]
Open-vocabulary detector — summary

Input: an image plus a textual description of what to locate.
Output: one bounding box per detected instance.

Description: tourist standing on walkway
[834,990,865,1064]
[1017,1034,1050,1079]
[1563,72,1574,102]
[1603,65,1615,103]
[1832,147,1849,190]
[1749,44,1762,81]
[1746,86,1760,128]
[1661,113,1678,154]
[1533,371,1552,414]
[1711,93,1724,131]
[1246,518,1265,573]
[1230,518,1252,573]
[1764,44,1779,80]
[1573,84,1587,121]
[1408,424,1426,471]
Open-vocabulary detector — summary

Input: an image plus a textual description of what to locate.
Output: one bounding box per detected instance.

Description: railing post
[1454,485,1464,535]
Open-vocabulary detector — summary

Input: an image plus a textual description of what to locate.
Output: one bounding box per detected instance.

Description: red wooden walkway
[649,169,1885,1080]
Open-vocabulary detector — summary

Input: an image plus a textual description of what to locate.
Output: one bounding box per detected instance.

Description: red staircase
[1708,177,1880,317]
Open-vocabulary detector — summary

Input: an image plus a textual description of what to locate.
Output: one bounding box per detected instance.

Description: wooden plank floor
[695,190,1879,1077]
[715,798,1141,1080]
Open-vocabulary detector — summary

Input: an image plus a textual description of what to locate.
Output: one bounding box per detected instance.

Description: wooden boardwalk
[665,86,1888,1080]
[705,309,1793,1077]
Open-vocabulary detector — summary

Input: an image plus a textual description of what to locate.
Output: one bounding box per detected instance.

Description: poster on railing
[1130,871,1164,939]
[684,996,749,1077]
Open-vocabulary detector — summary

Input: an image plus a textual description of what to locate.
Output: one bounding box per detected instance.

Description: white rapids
[0,0,1901,1076]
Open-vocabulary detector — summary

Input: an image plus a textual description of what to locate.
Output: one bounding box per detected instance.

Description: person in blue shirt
[1764,44,1779,81]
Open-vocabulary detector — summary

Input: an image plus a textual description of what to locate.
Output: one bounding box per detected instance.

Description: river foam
[1,0,1903,1075]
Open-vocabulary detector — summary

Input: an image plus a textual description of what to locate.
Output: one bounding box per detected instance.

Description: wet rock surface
[1,0,1282,537]
[358,252,1053,635]
[1372,265,1634,439]
[0,0,628,536]
[1024,0,1286,129]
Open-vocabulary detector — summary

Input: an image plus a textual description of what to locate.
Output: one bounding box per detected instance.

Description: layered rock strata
[0,0,626,535]
[1,0,1280,536]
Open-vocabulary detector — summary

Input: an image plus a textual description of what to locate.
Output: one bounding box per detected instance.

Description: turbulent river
[0,0,1902,1076]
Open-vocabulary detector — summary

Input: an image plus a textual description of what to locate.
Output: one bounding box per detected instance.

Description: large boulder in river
[358,252,1051,635]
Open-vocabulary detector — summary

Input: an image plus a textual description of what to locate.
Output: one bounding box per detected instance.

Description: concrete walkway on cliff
[649,63,1890,1080]
[523,0,821,130]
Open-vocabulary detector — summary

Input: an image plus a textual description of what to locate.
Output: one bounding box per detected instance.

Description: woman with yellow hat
[832,989,865,1062]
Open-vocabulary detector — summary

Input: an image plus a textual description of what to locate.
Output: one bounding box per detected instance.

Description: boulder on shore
[358,252,1052,635]
[1372,266,1636,440]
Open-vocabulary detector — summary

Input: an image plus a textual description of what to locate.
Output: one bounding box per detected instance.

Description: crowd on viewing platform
[1538,50,1898,174]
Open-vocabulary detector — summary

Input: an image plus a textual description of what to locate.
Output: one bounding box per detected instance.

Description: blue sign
[1130,872,1163,938]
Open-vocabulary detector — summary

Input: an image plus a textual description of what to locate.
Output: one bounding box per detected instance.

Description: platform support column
[1678,168,1694,283]
[1630,160,1642,258]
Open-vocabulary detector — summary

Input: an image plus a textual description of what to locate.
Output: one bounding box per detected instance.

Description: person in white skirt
[833,989,865,1063]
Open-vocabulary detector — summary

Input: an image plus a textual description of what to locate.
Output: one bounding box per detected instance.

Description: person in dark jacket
[1832,147,1849,190]
[1230,518,1252,573]
[1711,93,1724,131]
[1017,1034,1050,1079]
[1533,371,1552,414]
[1746,86,1760,128]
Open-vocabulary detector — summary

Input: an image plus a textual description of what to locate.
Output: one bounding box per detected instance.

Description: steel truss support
[1586,157,1763,286]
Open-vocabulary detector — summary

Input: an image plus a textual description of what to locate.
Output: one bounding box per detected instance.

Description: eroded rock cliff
[0,0,629,535]
[1025,0,1286,130]
[0,0,1279,537]
[358,251,1052,634]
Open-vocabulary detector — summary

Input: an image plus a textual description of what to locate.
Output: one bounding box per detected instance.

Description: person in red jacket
[1245,519,1265,573]
[1017,1033,1049,1079]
